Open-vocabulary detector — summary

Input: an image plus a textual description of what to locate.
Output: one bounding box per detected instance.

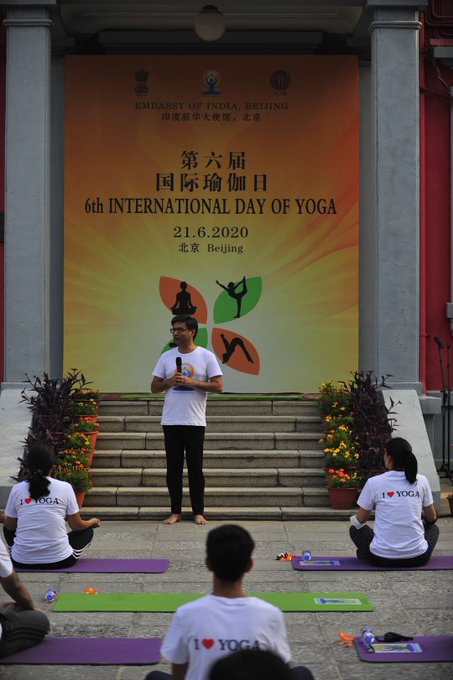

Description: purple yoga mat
[291,555,453,571]
[354,635,453,662]
[16,558,170,573]
[1,636,161,665]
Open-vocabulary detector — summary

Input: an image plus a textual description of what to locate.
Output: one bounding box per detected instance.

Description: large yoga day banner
[64,56,359,392]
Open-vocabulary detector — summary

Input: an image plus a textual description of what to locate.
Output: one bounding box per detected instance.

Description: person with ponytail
[3,443,101,569]
[349,437,439,567]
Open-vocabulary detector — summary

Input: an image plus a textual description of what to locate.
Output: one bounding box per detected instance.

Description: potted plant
[74,388,99,402]
[58,446,91,469]
[20,369,91,432]
[318,381,351,420]
[61,432,94,466]
[345,370,399,479]
[326,467,361,509]
[53,461,91,507]
[318,372,399,484]
[67,418,99,453]
[70,397,98,419]
[321,424,360,470]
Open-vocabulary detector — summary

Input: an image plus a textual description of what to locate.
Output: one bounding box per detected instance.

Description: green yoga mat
[53,592,372,612]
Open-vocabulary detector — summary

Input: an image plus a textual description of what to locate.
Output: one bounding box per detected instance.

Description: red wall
[0,23,5,383]
[420,13,453,391]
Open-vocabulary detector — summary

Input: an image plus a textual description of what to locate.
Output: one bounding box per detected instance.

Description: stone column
[367,1,426,391]
[2,3,53,385]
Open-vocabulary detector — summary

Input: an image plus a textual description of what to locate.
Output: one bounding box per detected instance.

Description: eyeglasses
[170,327,188,334]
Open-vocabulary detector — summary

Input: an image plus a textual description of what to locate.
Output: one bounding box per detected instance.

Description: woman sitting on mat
[349,437,439,567]
[3,443,101,569]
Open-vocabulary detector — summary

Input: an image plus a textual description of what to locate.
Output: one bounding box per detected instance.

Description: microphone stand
[436,338,453,482]
[436,340,447,474]
[445,345,453,482]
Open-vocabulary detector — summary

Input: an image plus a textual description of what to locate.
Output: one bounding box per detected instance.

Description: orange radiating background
[64,56,359,392]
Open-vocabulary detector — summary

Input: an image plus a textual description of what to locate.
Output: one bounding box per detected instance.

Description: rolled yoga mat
[0,636,162,665]
[53,591,373,612]
[16,558,170,573]
[291,555,453,571]
[354,635,453,662]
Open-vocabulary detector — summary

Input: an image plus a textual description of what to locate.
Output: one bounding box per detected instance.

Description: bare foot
[163,513,181,525]
[194,514,208,525]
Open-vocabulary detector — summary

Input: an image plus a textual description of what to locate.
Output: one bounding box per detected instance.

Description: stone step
[90,467,326,487]
[92,449,324,469]
[89,395,329,520]
[95,431,324,451]
[99,398,320,418]
[82,485,329,508]
[80,505,354,521]
[98,415,323,434]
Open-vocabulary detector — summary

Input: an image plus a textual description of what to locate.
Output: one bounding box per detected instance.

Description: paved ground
[1,504,452,680]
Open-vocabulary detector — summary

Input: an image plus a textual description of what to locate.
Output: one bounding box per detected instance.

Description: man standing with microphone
[151,315,223,525]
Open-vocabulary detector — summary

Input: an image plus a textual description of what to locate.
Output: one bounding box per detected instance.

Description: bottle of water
[303,550,311,562]
[44,588,57,603]
[361,626,375,650]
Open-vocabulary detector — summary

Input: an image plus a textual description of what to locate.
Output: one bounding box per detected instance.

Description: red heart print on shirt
[25,497,31,504]
[202,639,215,649]
[387,491,395,497]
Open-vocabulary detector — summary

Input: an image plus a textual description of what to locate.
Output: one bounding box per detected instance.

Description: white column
[369,3,423,391]
[3,5,52,384]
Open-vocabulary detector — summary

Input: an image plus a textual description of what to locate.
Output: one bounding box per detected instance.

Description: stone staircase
[83,396,352,520]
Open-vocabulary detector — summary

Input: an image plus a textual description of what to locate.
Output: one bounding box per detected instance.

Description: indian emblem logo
[203,69,221,95]
[270,70,291,93]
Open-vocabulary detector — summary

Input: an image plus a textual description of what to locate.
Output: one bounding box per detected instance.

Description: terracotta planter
[77,430,98,451]
[327,487,358,509]
[74,489,86,508]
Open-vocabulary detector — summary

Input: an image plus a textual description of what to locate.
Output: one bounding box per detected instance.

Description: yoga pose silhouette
[171,281,197,315]
[216,276,247,318]
[220,333,254,364]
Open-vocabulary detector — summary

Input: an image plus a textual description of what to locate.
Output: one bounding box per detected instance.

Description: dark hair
[171,314,198,338]
[385,437,418,484]
[206,525,255,582]
[26,443,55,500]
[209,649,291,680]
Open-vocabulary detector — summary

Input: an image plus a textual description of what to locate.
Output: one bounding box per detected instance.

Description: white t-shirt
[4,478,79,564]
[357,470,434,559]
[0,539,15,639]
[152,346,222,426]
[161,594,291,680]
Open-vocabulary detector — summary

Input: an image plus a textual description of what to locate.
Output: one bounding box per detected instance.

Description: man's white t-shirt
[0,539,15,640]
[5,478,79,564]
[161,594,292,680]
[357,470,434,559]
[152,346,222,426]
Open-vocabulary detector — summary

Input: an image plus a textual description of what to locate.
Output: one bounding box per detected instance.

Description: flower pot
[87,431,98,450]
[327,487,358,510]
[74,490,86,508]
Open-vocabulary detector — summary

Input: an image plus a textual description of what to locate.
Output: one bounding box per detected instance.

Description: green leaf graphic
[213,276,262,324]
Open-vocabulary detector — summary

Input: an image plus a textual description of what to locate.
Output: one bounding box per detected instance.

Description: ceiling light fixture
[194,5,225,42]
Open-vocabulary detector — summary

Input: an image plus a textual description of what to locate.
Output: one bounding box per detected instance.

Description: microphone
[434,336,445,349]
[176,357,182,373]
